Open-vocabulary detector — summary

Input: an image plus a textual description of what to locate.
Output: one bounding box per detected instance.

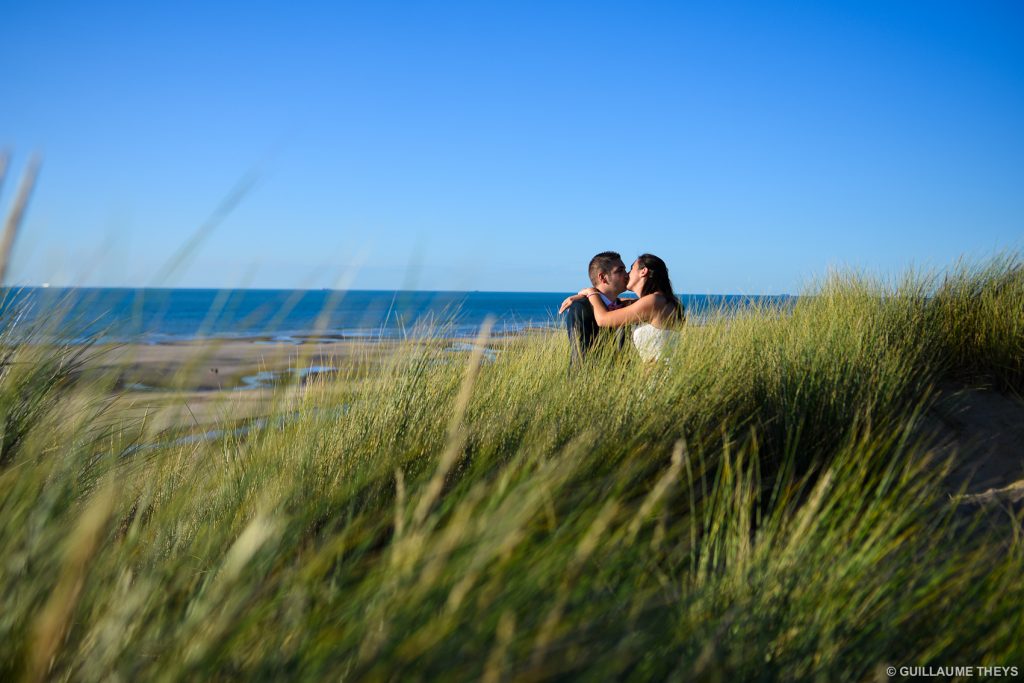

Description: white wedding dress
[632,323,675,362]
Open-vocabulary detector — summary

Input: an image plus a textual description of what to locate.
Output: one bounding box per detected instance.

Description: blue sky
[2,0,1022,293]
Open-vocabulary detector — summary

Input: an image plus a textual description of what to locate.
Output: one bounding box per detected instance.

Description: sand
[923,385,1024,513]
[79,337,440,431]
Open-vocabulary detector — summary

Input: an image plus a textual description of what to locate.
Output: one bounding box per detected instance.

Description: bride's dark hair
[636,253,684,322]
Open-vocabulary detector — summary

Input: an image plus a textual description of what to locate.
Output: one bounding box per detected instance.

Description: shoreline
[58,333,543,430]
[85,332,530,389]
[6,324,562,348]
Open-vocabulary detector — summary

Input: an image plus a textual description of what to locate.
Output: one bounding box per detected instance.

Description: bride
[560,253,684,361]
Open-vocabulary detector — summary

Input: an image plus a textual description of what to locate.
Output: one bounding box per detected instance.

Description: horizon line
[2,284,798,298]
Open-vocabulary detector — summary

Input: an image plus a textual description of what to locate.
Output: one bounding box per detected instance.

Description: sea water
[0,287,794,343]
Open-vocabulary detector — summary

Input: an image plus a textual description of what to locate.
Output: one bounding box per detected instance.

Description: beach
[79,334,511,430]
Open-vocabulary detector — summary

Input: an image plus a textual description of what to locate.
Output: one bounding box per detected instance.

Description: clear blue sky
[2,0,1022,293]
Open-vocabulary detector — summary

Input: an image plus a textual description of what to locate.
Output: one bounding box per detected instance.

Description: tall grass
[1,257,1022,680]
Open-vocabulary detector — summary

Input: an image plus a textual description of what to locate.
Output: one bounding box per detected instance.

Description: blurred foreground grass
[1,257,1023,681]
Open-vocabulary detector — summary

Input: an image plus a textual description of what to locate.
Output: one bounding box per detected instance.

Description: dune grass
[1,257,1023,681]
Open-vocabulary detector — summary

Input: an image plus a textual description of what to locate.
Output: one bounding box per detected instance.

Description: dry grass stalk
[27,483,114,683]
[0,153,40,285]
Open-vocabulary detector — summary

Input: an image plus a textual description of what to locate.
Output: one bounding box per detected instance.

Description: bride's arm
[558,293,588,314]
[583,288,659,327]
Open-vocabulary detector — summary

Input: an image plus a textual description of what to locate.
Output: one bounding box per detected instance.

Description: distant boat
[41,283,50,288]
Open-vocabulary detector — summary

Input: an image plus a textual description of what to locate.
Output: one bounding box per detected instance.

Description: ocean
[0,288,793,343]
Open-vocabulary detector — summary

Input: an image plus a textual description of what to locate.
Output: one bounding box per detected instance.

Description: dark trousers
[565,298,624,371]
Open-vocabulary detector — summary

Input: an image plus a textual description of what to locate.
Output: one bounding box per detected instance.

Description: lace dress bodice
[632,323,675,362]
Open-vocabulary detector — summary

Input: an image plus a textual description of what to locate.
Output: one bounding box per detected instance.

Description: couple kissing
[560,251,684,365]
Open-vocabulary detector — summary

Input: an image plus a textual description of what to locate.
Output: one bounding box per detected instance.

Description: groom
[564,251,630,369]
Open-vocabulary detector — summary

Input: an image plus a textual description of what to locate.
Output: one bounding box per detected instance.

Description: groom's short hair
[588,251,623,286]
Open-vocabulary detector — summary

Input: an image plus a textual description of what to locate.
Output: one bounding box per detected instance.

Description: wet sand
[81,336,488,430]
[91,337,404,391]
